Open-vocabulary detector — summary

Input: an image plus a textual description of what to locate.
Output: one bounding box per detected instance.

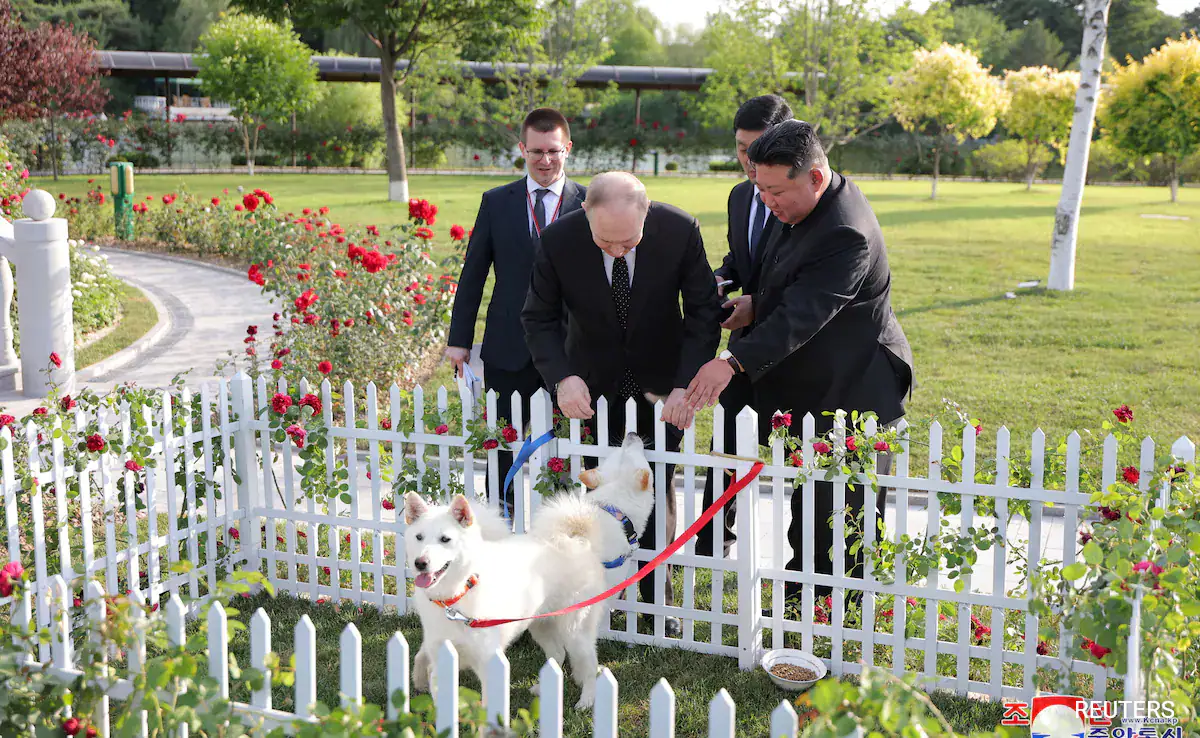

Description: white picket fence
[14,575,810,737]
[3,372,1185,728]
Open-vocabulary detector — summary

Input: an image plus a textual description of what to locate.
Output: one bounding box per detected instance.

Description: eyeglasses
[526,149,567,161]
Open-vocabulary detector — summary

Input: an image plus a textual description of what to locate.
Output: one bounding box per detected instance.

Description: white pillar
[13,190,74,398]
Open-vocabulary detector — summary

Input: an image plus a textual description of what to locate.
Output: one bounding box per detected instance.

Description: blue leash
[499,429,556,521]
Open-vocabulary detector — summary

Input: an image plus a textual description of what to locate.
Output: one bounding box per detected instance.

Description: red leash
[462,461,765,629]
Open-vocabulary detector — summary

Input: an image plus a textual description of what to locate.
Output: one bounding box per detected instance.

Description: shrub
[664,160,679,171]
[513,156,525,170]
[971,139,1052,182]
[708,160,741,172]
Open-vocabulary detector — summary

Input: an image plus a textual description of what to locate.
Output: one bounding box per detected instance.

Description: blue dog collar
[600,503,640,569]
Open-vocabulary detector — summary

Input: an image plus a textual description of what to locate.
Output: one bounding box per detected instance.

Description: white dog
[404,433,656,710]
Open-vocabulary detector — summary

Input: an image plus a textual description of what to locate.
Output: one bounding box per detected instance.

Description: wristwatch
[718,350,742,373]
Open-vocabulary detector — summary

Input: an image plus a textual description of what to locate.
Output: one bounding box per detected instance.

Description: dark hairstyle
[733,95,794,132]
[746,119,827,178]
[522,108,571,142]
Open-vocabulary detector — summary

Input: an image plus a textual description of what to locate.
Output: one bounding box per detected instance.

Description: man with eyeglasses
[447,108,587,518]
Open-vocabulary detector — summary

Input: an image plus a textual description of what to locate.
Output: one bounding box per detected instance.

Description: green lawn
[75,281,159,369]
[34,172,1200,447]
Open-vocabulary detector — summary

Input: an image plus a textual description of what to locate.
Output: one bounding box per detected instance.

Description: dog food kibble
[771,663,818,682]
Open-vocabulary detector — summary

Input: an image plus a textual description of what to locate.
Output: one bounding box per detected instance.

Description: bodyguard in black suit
[447,109,585,514]
[686,120,914,601]
[522,172,722,635]
[697,95,793,559]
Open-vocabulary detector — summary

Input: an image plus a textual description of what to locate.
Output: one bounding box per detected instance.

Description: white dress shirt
[603,250,637,286]
[526,174,565,234]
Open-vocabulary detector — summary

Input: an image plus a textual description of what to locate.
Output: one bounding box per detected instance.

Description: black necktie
[533,188,549,234]
[749,193,767,260]
[611,255,639,399]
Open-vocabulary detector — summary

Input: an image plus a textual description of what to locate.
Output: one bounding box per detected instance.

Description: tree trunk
[243,123,254,177]
[1170,157,1179,203]
[1026,156,1037,190]
[49,116,59,181]
[931,146,940,200]
[379,44,409,203]
[1048,0,1112,291]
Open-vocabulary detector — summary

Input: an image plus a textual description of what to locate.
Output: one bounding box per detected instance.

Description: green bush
[664,160,679,171]
[971,139,1053,182]
[708,160,740,172]
[513,156,525,170]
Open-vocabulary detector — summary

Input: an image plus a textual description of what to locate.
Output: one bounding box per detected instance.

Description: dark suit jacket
[522,203,722,399]
[448,176,586,371]
[727,172,914,432]
[714,178,777,343]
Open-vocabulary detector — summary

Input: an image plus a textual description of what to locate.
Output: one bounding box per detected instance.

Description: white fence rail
[4,372,1186,715]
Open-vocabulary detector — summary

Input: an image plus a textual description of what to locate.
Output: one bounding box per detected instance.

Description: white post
[1124,585,1144,701]
[8,190,75,396]
[526,388,557,529]
[231,372,263,577]
[735,406,762,670]
[1048,0,1112,291]
[0,256,18,391]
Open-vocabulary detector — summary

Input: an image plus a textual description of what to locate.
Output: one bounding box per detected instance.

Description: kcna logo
[1001,695,1180,738]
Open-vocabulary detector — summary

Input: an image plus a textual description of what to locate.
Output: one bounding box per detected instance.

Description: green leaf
[1083,541,1103,566]
[1061,562,1087,580]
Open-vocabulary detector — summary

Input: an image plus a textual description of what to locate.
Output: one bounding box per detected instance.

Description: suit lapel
[584,239,621,333]
[625,205,660,333]
[559,179,583,216]
[508,177,533,246]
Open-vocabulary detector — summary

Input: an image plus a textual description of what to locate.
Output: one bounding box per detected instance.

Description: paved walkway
[0,248,276,417]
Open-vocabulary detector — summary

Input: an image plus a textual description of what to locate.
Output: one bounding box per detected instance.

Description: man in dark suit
[696,95,793,559]
[446,108,586,515]
[685,120,914,601]
[522,172,722,636]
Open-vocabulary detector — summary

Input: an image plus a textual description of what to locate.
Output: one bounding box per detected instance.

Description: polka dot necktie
[611,255,639,400]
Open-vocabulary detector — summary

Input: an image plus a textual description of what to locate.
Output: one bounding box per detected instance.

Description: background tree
[239,0,536,204]
[11,0,144,48]
[891,43,1008,199]
[196,13,319,176]
[1048,0,1112,291]
[697,0,793,131]
[1101,33,1200,203]
[0,0,108,179]
[945,5,1015,70]
[1002,66,1079,188]
[1106,0,1184,63]
[1185,3,1200,33]
[1003,18,1069,69]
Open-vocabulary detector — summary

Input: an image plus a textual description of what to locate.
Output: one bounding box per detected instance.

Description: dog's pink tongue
[414,572,433,588]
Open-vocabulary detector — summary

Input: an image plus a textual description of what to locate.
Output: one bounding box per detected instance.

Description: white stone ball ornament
[22,189,57,221]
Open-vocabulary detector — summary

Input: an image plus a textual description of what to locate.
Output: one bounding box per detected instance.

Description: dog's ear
[449,495,474,528]
[579,469,602,489]
[636,469,651,491]
[404,493,428,525]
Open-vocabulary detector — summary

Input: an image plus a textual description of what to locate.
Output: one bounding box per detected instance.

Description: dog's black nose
[414,556,429,572]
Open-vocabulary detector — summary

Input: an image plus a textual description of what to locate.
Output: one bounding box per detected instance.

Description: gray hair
[584,172,649,213]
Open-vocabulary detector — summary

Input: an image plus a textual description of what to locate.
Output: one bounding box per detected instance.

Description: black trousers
[784,416,894,603]
[483,360,545,515]
[584,393,681,607]
[695,373,764,558]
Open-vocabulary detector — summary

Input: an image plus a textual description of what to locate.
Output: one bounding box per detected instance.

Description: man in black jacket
[446,108,586,515]
[685,120,914,600]
[697,95,793,559]
[522,172,722,634]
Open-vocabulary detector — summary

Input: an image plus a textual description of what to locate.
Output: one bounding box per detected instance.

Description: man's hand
[720,295,754,331]
[715,274,730,297]
[661,388,696,430]
[444,346,471,377]
[685,358,735,410]
[556,375,594,420]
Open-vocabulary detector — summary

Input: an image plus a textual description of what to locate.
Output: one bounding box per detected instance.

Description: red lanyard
[527,187,564,238]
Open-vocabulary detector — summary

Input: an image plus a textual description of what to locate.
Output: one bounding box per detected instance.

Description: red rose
[343,318,354,327]
[246,325,258,336]
[0,561,24,597]
[125,460,143,472]
[299,393,322,415]
[845,436,858,452]
[414,226,434,240]
[1079,530,1093,544]
[61,395,77,411]
[873,441,890,452]
[973,625,991,643]
[1098,506,1121,521]
[812,441,831,454]
[1113,404,1133,423]
[86,434,106,453]
[1088,641,1111,659]
[380,419,393,430]
[242,193,260,212]
[294,289,319,312]
[382,499,396,510]
[49,351,62,368]
[473,154,480,161]
[1133,560,1164,575]
[271,359,283,370]
[276,348,291,358]
[547,457,566,473]
[211,197,220,206]
[318,361,333,375]
[1121,466,1139,485]
[771,412,792,429]
[286,424,307,448]
[33,407,47,415]
[501,426,519,443]
[319,206,329,215]
[974,424,983,436]
[629,138,638,146]
[413,293,427,305]
[228,526,240,540]
[0,414,13,429]
[789,451,804,467]
[86,725,98,738]
[271,392,292,415]
[362,250,388,273]
[62,718,81,736]
[434,424,449,435]
[450,224,466,240]
[482,438,499,450]
[1037,640,1050,655]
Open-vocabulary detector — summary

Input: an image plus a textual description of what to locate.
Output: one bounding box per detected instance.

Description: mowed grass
[35,172,1200,446]
[75,281,160,369]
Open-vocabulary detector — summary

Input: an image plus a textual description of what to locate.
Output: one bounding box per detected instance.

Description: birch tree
[1048,0,1112,292]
